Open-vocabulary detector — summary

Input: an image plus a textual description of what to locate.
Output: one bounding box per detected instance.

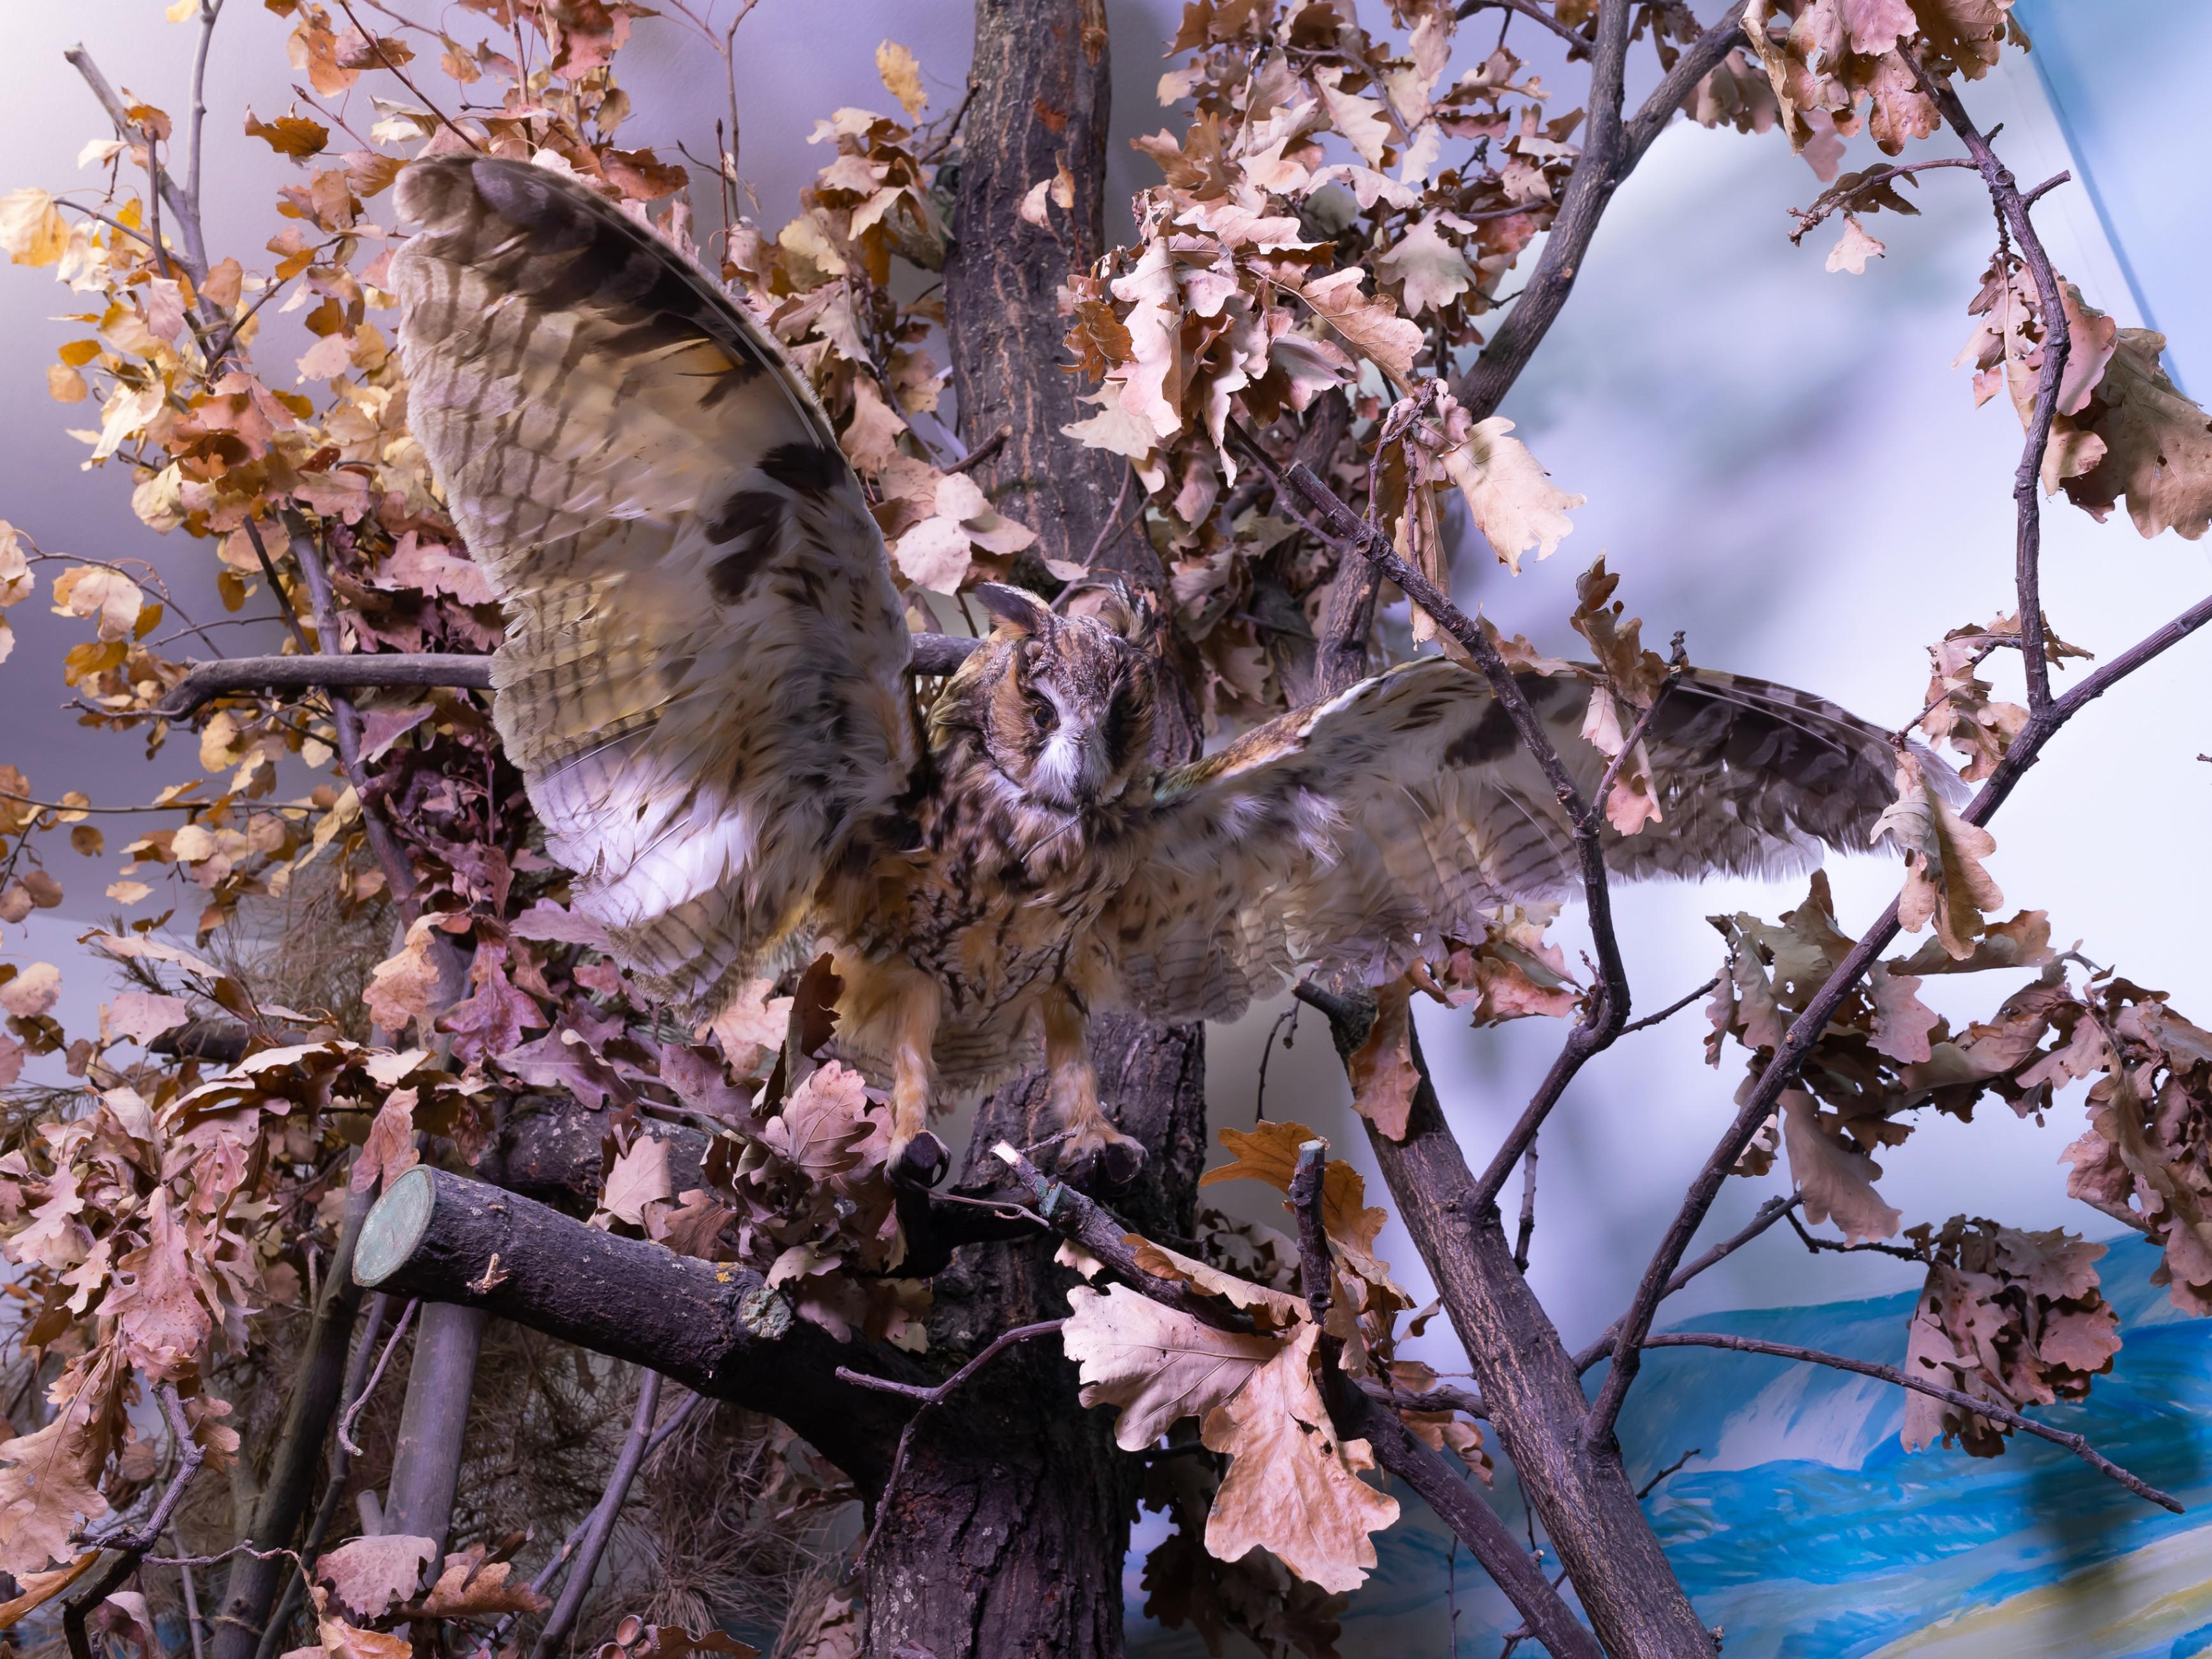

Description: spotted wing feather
[1104,658,1909,1025]
[392,155,914,1016]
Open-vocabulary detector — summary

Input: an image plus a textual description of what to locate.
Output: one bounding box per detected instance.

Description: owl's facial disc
[987,614,1153,813]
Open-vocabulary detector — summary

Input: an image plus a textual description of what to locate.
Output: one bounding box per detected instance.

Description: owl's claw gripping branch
[889,1132,950,1191]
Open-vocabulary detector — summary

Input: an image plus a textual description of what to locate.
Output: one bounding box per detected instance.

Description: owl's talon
[1058,1122,1146,1192]
[891,1131,949,1190]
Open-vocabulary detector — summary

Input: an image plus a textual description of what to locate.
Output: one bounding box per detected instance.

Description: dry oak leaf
[418,1552,550,1618]
[0,1358,116,1574]
[2051,328,2212,541]
[317,1533,437,1619]
[349,1088,420,1196]
[1345,979,1419,1141]
[600,1134,673,1227]
[875,40,927,120]
[1201,1321,1400,1593]
[1063,1284,1279,1450]
[1288,267,1421,390]
[1872,751,1999,959]
[362,915,449,1035]
[1129,1238,1309,1327]
[764,1061,873,1179]
[1376,217,1473,316]
[1432,409,1583,572]
[1201,1121,1386,1254]
[1782,1088,1901,1244]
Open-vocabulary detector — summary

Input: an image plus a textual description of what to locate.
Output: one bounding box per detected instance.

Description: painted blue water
[1129,1233,2212,1657]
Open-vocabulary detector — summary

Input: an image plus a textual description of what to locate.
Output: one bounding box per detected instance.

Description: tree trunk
[852,5,1212,1654]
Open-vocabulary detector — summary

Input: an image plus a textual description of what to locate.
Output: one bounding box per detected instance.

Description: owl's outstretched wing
[1102,657,1909,1025]
[392,155,914,1015]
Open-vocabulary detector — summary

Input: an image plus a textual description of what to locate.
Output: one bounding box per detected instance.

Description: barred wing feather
[391,154,914,1017]
[1106,658,1909,1025]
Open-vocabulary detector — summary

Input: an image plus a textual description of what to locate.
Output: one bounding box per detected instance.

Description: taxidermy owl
[392,155,1919,1189]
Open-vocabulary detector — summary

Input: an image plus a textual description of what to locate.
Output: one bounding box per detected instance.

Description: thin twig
[487,1392,704,1650]
[944,423,1014,476]
[1231,430,1635,1210]
[1572,1195,1797,1373]
[844,1321,1065,1569]
[529,1370,665,1659]
[1453,0,1593,53]
[1512,1138,1539,1272]
[1787,157,1978,243]
[1618,976,1719,1036]
[329,0,483,152]
[1643,1332,2182,1513]
[1635,1446,1701,1501]
[337,1296,418,1457]
[1254,1003,1298,1122]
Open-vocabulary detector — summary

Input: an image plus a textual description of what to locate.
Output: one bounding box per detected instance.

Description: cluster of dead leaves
[1064,1120,1479,1598]
[1050,0,1594,724]
[1742,0,2026,161]
[1899,1215,2119,1457]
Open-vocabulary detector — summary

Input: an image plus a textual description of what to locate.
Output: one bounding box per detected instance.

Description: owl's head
[935,582,1158,814]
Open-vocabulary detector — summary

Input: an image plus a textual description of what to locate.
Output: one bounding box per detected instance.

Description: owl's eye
[1027,687,1057,730]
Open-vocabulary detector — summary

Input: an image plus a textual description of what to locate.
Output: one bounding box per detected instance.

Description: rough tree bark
[848,4,1211,1655]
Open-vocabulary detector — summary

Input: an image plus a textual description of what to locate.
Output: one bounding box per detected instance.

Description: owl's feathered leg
[1044,989,1143,1190]
[839,953,948,1188]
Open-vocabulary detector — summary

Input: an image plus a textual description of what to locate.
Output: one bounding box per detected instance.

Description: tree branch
[1642,1332,2181,1512]
[1572,1195,1798,1373]
[158,634,984,717]
[1288,1137,1602,1659]
[350,1165,917,1490]
[1459,0,1749,423]
[64,45,206,283]
[1907,53,2069,710]
[66,1389,206,1659]
[1587,586,2212,1444]
[1454,0,1593,54]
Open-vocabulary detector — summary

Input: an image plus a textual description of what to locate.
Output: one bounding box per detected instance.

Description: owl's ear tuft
[1056,574,1157,647]
[974,583,1056,637]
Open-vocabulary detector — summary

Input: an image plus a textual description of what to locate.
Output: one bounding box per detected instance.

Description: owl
[392,155,1918,1189]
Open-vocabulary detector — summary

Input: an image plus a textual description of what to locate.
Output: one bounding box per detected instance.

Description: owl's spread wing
[392,155,914,1014]
[1102,657,1908,1025]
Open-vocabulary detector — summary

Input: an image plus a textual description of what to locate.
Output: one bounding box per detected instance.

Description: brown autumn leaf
[1288,268,1421,389]
[1431,404,1583,573]
[1782,1089,1901,1244]
[762,1062,873,1179]
[1201,1322,1400,1593]
[109,1189,211,1378]
[1062,1284,1278,1450]
[244,110,331,159]
[349,1089,420,1196]
[875,41,928,120]
[599,1134,673,1227]
[1900,1219,2119,1456]
[1345,979,1418,1141]
[1129,1238,1309,1328]
[2049,327,2212,541]
[1872,751,2001,959]
[417,1552,550,1618]
[317,1533,437,1619]
[363,916,449,1035]
[1200,1122,1386,1254]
